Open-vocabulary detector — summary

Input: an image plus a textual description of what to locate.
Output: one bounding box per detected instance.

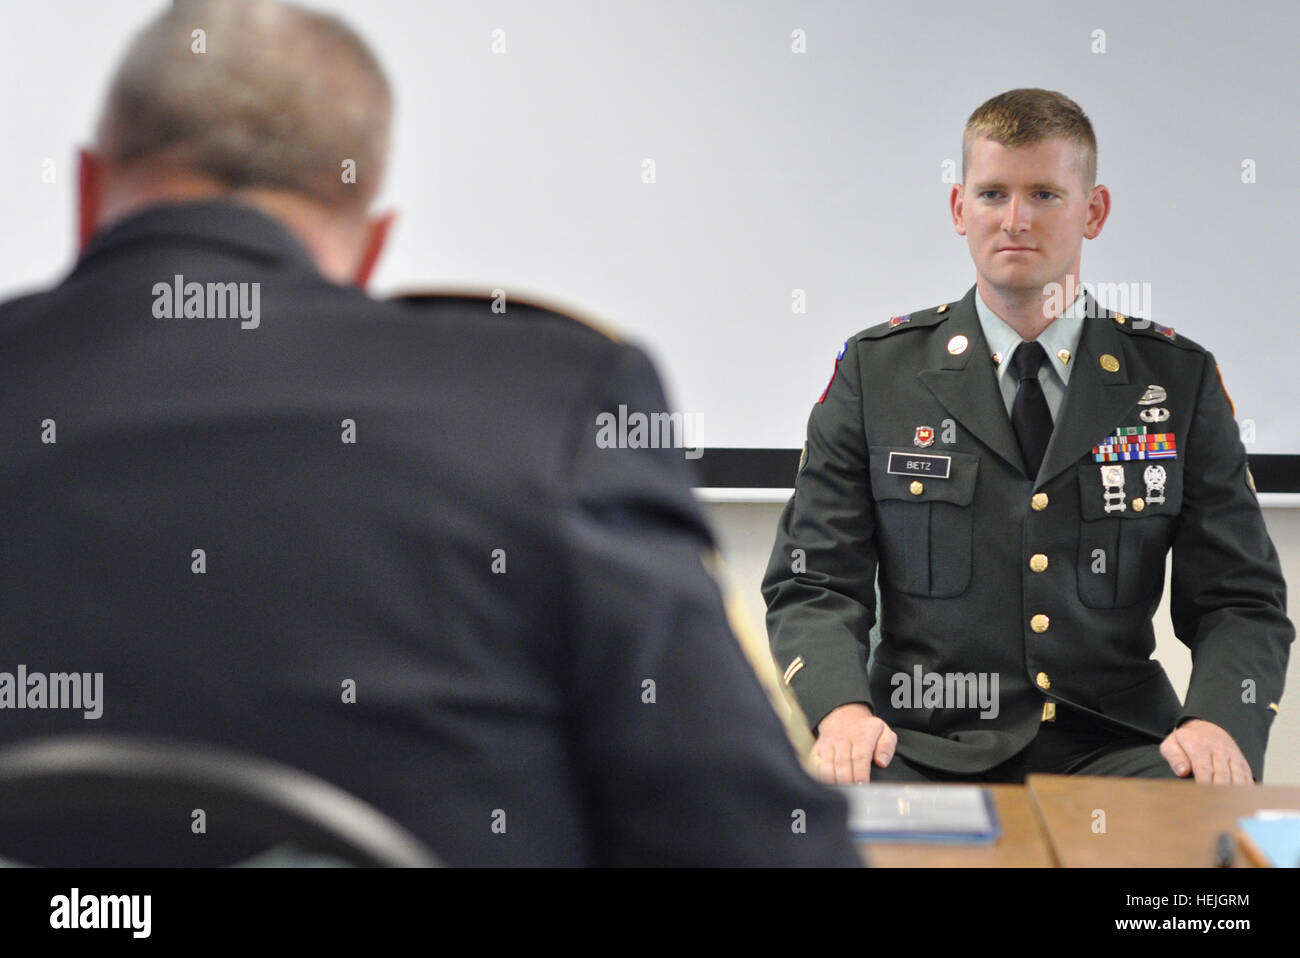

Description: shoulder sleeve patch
[1217,364,1235,416]
[818,341,848,403]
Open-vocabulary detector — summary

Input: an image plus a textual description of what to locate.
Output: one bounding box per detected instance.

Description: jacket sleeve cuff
[784,649,874,735]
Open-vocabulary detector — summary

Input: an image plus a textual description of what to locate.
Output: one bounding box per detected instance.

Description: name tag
[887,451,951,479]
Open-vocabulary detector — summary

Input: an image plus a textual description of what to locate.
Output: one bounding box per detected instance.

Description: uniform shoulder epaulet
[1107,311,1202,352]
[859,302,954,340]
[389,288,621,342]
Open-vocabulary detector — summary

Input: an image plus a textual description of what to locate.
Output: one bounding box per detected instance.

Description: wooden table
[1026,774,1300,867]
[857,784,1057,867]
[854,777,1300,866]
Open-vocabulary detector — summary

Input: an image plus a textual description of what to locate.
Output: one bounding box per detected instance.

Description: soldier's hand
[1159,719,1253,784]
[810,703,898,785]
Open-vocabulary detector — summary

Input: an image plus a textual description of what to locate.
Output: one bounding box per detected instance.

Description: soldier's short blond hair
[962,88,1097,188]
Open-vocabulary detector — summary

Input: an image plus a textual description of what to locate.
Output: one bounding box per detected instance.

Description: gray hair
[95,0,393,212]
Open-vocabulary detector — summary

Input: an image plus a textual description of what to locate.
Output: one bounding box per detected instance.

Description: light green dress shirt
[975,285,1087,423]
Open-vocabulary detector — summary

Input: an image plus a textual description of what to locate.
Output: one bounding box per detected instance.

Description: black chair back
[0,734,441,867]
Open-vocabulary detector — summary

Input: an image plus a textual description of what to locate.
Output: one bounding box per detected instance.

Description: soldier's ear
[1083,184,1111,240]
[351,209,396,289]
[78,148,106,253]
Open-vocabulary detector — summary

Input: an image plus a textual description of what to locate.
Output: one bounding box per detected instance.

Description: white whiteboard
[2,0,1296,460]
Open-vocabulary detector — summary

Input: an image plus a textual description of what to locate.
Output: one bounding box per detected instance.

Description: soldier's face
[952,135,1106,299]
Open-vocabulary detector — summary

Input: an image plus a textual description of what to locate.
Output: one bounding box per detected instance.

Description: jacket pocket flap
[1096,665,1182,732]
[870,448,979,505]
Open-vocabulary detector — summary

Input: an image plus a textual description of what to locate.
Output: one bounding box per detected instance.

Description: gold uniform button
[1036,672,1051,690]
[1030,614,1050,633]
[1114,313,1126,324]
[1100,353,1120,373]
[1029,553,1049,573]
[1031,492,1049,511]
[910,480,924,495]
[1041,702,1057,722]
[936,303,949,313]
[1132,497,1145,512]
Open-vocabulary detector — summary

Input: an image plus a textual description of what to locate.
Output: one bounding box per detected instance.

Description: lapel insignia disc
[1099,354,1120,373]
[947,335,968,355]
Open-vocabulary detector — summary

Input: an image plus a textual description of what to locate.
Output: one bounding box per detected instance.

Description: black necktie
[1010,341,1053,477]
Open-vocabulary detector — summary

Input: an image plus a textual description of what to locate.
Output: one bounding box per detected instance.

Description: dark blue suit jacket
[0,199,858,866]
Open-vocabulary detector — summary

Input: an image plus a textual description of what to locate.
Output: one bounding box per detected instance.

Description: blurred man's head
[950,89,1110,311]
[81,0,395,287]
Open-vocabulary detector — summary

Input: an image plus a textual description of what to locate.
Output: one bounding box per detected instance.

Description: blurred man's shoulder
[389,289,622,347]
[0,288,53,326]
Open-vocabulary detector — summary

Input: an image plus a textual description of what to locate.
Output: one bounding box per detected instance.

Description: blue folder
[836,784,1001,844]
